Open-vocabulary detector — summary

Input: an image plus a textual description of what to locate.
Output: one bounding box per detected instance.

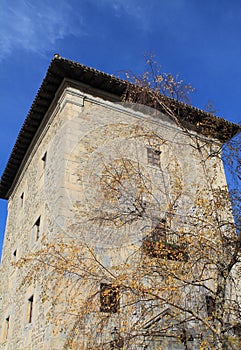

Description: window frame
[147,147,161,167]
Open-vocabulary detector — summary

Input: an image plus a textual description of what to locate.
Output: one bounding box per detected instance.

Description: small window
[233,324,241,337]
[20,192,24,206]
[206,295,215,318]
[33,217,41,241]
[3,316,10,340]
[26,295,34,324]
[100,283,119,313]
[41,152,47,168]
[147,147,161,167]
[13,249,17,261]
[151,219,167,242]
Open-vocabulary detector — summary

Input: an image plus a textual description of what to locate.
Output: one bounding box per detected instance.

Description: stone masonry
[0,57,239,350]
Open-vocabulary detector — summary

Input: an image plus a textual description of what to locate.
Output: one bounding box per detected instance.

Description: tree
[19,56,241,350]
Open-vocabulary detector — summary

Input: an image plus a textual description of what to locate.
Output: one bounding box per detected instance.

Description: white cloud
[0,0,83,61]
[0,0,191,61]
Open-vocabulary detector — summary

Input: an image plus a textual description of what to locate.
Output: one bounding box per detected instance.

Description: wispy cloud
[0,0,83,61]
[92,0,189,32]
[0,0,191,62]
[95,0,151,27]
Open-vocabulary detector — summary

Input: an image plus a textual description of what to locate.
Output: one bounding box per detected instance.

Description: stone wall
[0,83,231,349]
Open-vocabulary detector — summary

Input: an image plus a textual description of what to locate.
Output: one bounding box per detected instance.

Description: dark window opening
[100,283,119,313]
[233,324,241,337]
[4,316,10,339]
[147,147,161,167]
[151,219,167,242]
[206,295,215,318]
[27,295,34,323]
[13,249,17,261]
[41,152,47,168]
[20,192,24,206]
[34,217,41,241]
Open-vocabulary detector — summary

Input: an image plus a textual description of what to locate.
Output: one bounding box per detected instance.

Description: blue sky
[0,0,241,255]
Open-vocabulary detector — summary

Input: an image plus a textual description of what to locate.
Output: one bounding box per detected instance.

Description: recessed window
[3,316,10,340]
[233,324,241,337]
[13,249,17,261]
[100,283,119,313]
[151,219,167,242]
[206,295,215,318]
[26,295,34,324]
[147,147,161,167]
[33,217,41,241]
[20,192,24,206]
[41,152,47,168]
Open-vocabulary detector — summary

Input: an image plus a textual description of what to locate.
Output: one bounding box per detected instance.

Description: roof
[0,55,240,199]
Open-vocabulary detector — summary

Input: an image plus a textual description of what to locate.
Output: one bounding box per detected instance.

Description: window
[206,295,215,318]
[26,295,34,323]
[147,147,161,167]
[20,192,24,206]
[41,151,47,168]
[100,283,119,313]
[13,249,17,261]
[3,316,10,340]
[233,324,241,337]
[33,217,41,241]
[151,219,167,242]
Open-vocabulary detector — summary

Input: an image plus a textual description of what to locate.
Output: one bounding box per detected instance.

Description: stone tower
[0,56,239,350]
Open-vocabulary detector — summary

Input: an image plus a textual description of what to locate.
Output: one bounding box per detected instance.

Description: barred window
[100,283,119,313]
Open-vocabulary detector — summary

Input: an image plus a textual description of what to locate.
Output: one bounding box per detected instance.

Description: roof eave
[0,55,240,199]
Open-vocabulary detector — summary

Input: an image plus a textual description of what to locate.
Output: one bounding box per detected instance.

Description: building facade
[0,56,240,350]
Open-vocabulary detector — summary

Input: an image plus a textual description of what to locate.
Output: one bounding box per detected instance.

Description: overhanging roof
[0,55,240,199]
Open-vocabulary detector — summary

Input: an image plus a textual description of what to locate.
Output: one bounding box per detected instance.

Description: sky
[0,0,241,255]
